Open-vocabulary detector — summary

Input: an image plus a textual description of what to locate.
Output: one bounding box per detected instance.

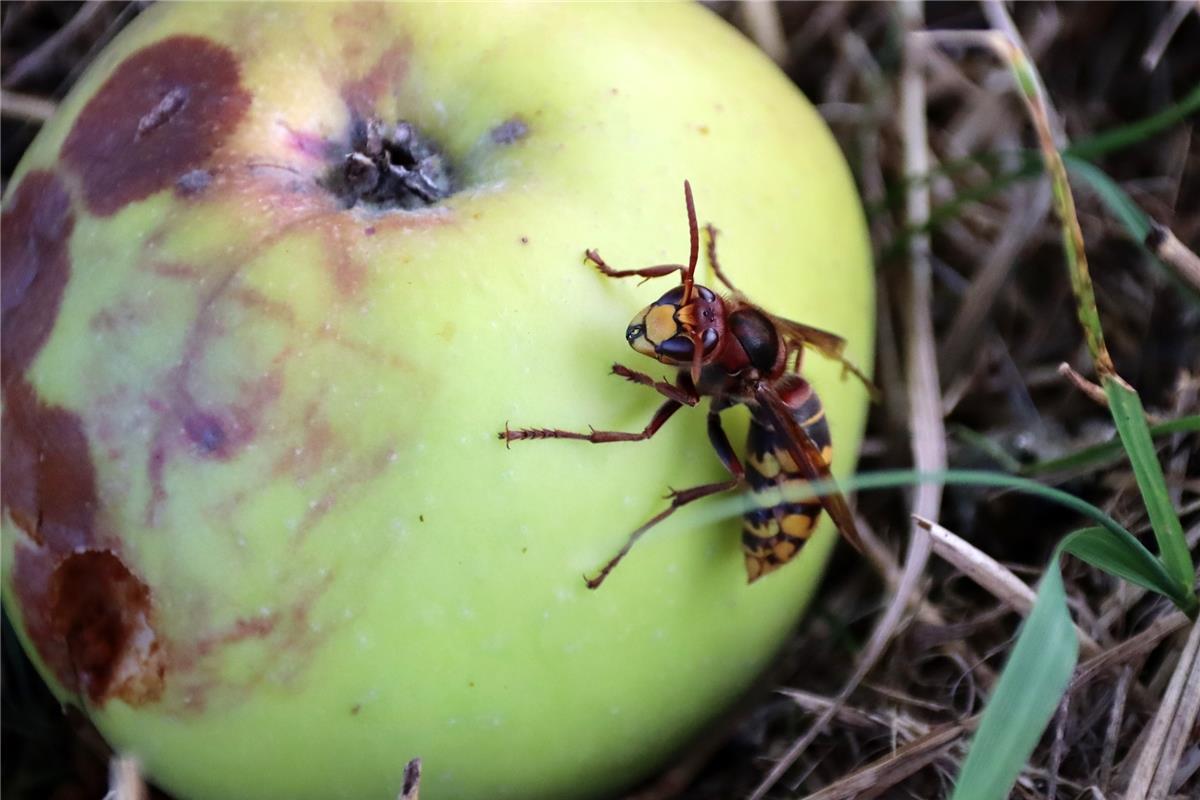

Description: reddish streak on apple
[340,42,411,118]
[168,571,335,714]
[60,35,250,217]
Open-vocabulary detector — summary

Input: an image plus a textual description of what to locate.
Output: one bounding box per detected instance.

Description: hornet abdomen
[742,377,832,582]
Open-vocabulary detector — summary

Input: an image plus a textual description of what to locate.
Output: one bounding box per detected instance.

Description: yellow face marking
[645,304,678,345]
[781,513,814,539]
[627,306,657,358]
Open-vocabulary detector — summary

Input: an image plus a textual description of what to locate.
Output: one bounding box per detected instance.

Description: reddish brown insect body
[502,181,873,588]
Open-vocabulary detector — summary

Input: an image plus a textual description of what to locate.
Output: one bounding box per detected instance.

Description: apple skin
[1,3,873,799]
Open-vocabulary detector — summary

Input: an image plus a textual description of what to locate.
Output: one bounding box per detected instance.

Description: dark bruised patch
[490,116,529,145]
[60,36,251,217]
[50,551,165,706]
[1,171,76,382]
[1,380,97,550]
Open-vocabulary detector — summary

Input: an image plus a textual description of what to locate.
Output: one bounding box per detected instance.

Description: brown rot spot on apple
[51,551,165,706]
[2,379,163,707]
[1,171,76,382]
[60,35,250,217]
[490,116,529,145]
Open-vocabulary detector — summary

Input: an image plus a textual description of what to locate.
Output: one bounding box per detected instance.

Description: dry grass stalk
[1146,221,1200,295]
[2,0,107,86]
[103,756,147,800]
[914,515,1102,656]
[0,87,56,122]
[1124,620,1200,800]
[801,718,974,800]
[736,1,788,66]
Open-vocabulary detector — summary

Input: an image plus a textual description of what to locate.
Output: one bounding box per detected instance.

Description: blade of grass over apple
[704,469,1128,553]
[707,467,1195,611]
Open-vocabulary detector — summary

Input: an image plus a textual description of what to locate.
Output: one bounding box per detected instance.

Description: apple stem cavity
[328,117,454,210]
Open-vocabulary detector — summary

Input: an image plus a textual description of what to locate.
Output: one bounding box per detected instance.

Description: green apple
[1,3,873,798]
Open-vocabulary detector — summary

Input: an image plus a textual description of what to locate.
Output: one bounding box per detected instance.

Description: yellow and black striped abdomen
[742,380,832,582]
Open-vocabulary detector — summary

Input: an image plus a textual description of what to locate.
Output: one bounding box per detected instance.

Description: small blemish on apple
[489,116,529,145]
[183,412,228,456]
[176,168,213,197]
[134,86,189,141]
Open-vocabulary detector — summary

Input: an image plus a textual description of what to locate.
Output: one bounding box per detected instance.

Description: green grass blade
[700,468,1135,542]
[950,553,1077,800]
[1064,156,1152,240]
[951,510,1198,800]
[1105,380,1196,596]
[1066,82,1200,162]
[698,467,1197,615]
[1020,415,1200,478]
[1060,527,1186,606]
